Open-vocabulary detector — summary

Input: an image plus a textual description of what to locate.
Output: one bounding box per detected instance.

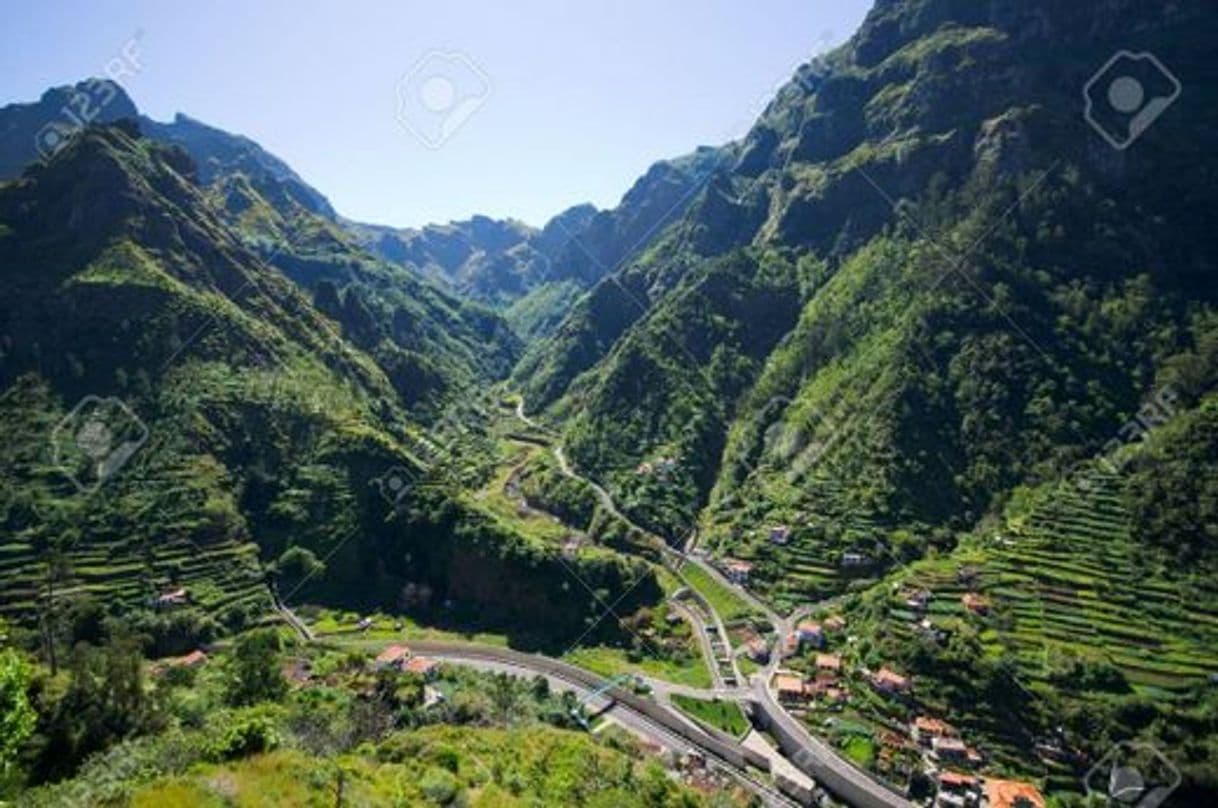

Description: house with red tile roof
[796,620,824,648]
[722,558,754,584]
[773,673,807,704]
[936,772,981,808]
[815,653,842,672]
[962,593,991,615]
[870,666,910,695]
[375,644,411,671]
[982,778,1044,808]
[404,656,440,679]
[913,715,958,745]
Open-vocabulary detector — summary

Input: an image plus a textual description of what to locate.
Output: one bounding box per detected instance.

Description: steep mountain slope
[0,124,657,648]
[0,82,521,411]
[505,0,1218,798]
[519,0,1217,544]
[510,144,735,398]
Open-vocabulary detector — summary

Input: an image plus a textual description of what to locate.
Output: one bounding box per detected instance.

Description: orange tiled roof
[404,656,438,674]
[983,779,1045,808]
[376,644,411,665]
[774,673,804,694]
[939,771,977,788]
[815,653,841,670]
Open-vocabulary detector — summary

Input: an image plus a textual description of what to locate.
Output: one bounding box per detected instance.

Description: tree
[32,637,164,782]
[225,629,287,706]
[0,649,35,776]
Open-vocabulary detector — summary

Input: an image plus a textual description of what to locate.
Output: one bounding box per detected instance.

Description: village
[711,523,1048,808]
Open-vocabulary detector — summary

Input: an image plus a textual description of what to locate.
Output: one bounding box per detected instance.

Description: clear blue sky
[1,0,872,228]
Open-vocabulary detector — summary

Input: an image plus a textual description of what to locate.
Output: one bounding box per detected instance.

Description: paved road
[407,641,802,808]
[462,394,916,808]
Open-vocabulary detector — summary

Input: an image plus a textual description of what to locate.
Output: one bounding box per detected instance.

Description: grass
[308,609,511,648]
[680,563,753,623]
[842,735,876,768]
[564,645,713,690]
[670,694,751,739]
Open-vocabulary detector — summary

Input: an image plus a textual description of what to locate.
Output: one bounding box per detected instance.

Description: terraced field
[705,475,889,610]
[880,472,1218,693]
[0,532,267,623]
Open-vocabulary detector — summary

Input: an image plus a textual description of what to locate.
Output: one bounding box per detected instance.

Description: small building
[815,653,842,673]
[912,716,957,746]
[154,588,189,609]
[769,525,791,545]
[840,551,870,568]
[404,656,441,680]
[722,558,754,585]
[824,615,847,632]
[796,621,824,649]
[982,778,1045,808]
[746,638,770,663]
[932,736,969,763]
[901,588,931,611]
[784,632,800,656]
[962,593,991,615]
[936,771,981,808]
[774,673,807,704]
[871,666,910,695]
[562,535,583,559]
[374,644,411,671]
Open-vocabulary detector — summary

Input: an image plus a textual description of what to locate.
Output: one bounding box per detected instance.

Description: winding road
[506,396,914,808]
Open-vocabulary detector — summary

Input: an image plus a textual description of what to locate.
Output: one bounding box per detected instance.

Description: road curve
[505,394,915,808]
[409,640,802,808]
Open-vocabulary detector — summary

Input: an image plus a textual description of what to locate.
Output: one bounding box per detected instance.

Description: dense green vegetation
[2,626,726,806]
[3,0,1218,803]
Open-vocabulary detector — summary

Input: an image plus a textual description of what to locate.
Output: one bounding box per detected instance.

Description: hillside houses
[721,558,753,585]
[935,771,980,808]
[912,716,957,746]
[870,666,911,696]
[982,778,1044,808]
[153,587,189,609]
[796,620,824,649]
[374,644,441,679]
[814,653,841,674]
[962,593,991,615]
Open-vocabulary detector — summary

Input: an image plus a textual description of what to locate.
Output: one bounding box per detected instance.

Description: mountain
[347,145,730,344]
[140,111,336,218]
[509,0,1218,793]
[0,123,657,651]
[0,81,522,411]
